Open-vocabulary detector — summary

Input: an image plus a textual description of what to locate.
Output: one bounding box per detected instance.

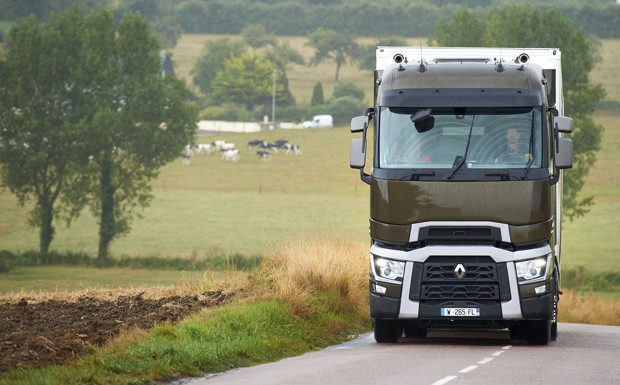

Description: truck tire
[526,319,551,345]
[374,319,401,343]
[551,270,559,341]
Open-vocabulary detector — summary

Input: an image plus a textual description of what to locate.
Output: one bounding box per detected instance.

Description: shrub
[0,250,13,274]
[597,99,620,111]
[311,82,324,106]
[322,96,365,125]
[332,82,365,101]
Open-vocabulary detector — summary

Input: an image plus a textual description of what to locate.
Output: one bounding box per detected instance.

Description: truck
[349,47,574,345]
[302,114,333,128]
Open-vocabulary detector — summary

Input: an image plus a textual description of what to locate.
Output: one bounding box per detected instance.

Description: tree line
[1,0,619,48]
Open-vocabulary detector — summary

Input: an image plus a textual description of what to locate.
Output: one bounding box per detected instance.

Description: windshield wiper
[520,112,537,180]
[444,115,476,181]
[410,170,435,181]
[520,158,534,180]
[443,155,466,180]
[485,170,511,181]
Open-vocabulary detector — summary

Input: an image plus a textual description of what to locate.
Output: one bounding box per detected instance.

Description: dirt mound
[0,290,232,372]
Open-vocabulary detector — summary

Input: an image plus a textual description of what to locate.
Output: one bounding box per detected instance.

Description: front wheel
[526,319,551,345]
[374,319,401,343]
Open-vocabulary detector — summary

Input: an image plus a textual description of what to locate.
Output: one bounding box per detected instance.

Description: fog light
[375,284,387,294]
[535,285,546,294]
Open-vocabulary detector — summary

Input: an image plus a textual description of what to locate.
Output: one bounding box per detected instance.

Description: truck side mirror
[555,137,573,169]
[554,116,573,134]
[350,137,366,169]
[351,116,368,133]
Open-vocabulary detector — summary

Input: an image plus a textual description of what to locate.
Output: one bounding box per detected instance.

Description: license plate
[441,308,480,317]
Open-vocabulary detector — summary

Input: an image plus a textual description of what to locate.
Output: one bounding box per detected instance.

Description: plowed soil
[0,290,232,372]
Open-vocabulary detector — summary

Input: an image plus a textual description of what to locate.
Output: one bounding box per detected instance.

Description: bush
[322,96,366,125]
[562,266,620,293]
[332,82,365,101]
[199,103,258,122]
[0,250,262,271]
[597,99,620,111]
[0,250,13,274]
[199,105,225,120]
[311,82,324,106]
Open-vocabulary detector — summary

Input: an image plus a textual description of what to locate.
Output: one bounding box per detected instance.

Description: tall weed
[264,236,369,318]
[558,290,620,325]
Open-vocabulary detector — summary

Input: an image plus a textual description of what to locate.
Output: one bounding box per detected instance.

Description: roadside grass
[0,238,371,385]
[559,290,620,326]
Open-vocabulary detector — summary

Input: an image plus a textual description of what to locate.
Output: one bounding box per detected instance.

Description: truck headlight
[373,256,405,282]
[515,256,550,283]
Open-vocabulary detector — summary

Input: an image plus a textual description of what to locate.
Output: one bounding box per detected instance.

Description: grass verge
[0,238,371,384]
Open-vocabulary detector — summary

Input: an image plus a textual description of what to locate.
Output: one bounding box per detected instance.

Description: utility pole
[272,69,276,127]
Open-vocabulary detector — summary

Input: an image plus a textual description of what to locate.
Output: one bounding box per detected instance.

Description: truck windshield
[378,107,543,170]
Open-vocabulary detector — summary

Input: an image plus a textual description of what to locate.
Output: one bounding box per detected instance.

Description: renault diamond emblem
[454,263,466,279]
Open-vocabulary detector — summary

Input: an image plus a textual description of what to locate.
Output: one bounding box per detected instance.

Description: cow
[284,143,302,155]
[181,153,191,165]
[256,150,270,161]
[221,148,240,162]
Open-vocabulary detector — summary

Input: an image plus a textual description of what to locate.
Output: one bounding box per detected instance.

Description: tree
[311,82,324,106]
[430,4,604,219]
[306,27,358,82]
[72,9,197,260]
[427,5,485,47]
[484,5,604,220]
[358,36,407,71]
[191,37,247,96]
[0,9,85,261]
[242,24,276,49]
[264,41,304,107]
[210,52,281,112]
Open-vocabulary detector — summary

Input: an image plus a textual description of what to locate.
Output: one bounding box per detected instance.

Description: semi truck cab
[350,47,573,345]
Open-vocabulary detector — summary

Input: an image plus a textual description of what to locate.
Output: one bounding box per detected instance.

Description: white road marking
[459,365,478,373]
[478,357,494,364]
[432,345,512,384]
[431,376,458,385]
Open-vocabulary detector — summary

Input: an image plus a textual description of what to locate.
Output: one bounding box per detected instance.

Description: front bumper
[369,243,555,323]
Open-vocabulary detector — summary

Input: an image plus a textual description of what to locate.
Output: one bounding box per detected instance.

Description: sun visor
[381,88,542,108]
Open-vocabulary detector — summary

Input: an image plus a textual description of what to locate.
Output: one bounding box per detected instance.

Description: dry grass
[0,269,245,304]
[264,236,369,317]
[558,290,620,326]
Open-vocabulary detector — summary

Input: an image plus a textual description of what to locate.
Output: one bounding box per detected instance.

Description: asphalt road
[175,323,620,385]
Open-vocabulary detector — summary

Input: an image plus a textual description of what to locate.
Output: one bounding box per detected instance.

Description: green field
[0,36,618,283]
[0,127,369,260]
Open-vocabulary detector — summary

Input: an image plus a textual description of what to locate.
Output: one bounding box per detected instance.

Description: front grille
[423,284,499,301]
[425,263,496,281]
[419,256,501,303]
